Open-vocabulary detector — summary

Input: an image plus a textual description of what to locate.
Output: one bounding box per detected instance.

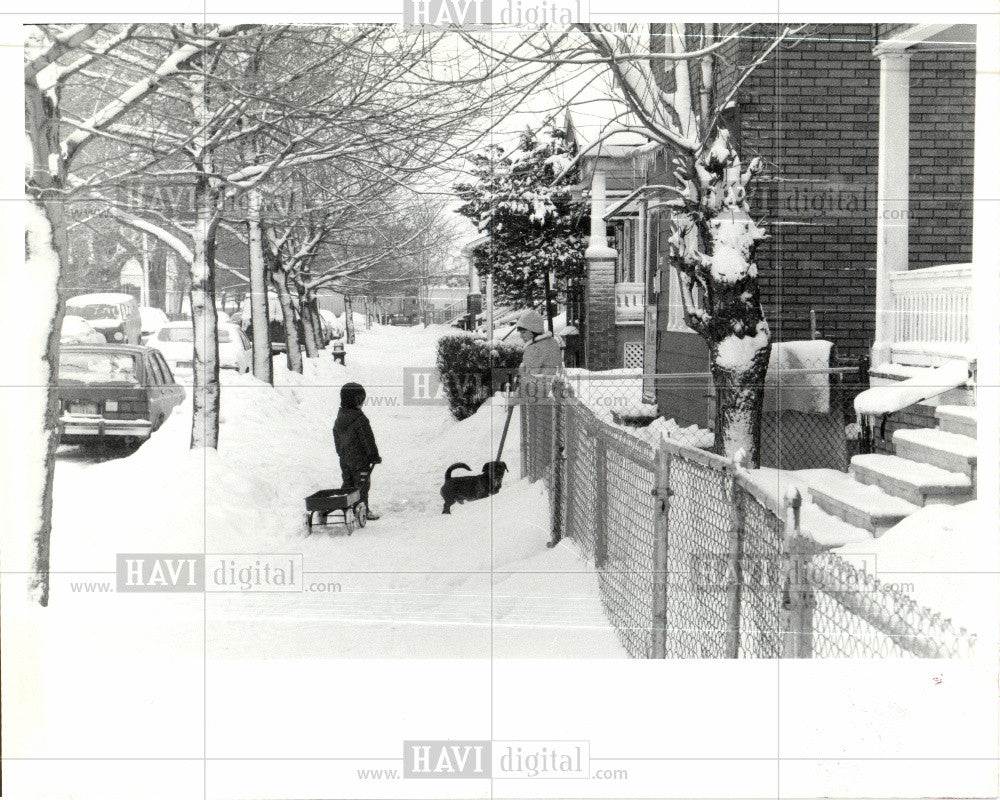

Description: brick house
[576,23,981,432]
[565,110,648,371]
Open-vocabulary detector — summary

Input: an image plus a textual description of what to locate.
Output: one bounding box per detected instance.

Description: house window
[613,219,638,284]
[623,341,644,370]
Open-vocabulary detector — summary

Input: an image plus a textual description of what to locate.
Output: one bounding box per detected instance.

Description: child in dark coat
[333,382,382,520]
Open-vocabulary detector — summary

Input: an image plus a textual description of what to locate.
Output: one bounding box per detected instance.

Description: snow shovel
[495,403,515,463]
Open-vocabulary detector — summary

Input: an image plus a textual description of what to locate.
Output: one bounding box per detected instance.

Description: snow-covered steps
[850,453,973,507]
[935,404,977,438]
[893,428,977,478]
[804,469,920,536]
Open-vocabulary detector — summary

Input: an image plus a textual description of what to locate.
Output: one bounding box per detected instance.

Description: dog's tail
[445,462,472,480]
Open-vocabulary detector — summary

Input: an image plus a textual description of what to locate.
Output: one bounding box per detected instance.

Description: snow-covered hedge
[436,334,522,420]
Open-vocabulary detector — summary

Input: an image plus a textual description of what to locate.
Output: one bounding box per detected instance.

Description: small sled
[304,488,367,534]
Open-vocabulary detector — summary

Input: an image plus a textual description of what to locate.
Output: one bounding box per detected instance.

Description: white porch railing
[615,282,644,324]
[888,263,973,362]
[890,263,973,343]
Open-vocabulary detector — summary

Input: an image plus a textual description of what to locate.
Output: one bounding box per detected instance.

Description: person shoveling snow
[333,381,382,520]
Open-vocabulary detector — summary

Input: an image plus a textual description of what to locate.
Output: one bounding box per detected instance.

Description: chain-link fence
[784,547,977,658]
[520,375,976,659]
[560,354,868,471]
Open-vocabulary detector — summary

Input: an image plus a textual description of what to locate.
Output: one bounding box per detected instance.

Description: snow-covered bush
[436,334,522,420]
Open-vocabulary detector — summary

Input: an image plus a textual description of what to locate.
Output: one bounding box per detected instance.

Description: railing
[888,263,973,357]
[614,282,644,324]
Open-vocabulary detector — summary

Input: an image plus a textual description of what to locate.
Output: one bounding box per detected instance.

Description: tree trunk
[711,345,770,466]
[24,76,72,606]
[246,189,273,383]
[273,272,302,373]
[307,294,324,351]
[344,295,356,343]
[189,175,221,449]
[300,288,318,359]
[24,199,69,607]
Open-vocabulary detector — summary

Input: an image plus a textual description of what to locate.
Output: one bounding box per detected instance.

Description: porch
[871,23,994,370]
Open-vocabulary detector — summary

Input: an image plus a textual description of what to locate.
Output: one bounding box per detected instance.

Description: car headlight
[114,331,124,341]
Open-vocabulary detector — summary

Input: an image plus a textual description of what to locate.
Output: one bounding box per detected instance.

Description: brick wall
[738,23,881,362]
[736,23,974,361]
[908,49,975,269]
[872,402,938,455]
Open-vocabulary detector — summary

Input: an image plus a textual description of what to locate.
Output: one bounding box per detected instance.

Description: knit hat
[340,382,366,409]
[516,309,545,335]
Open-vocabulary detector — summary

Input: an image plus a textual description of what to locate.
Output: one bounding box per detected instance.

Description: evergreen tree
[454,127,588,327]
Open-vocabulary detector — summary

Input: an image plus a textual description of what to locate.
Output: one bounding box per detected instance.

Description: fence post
[781,489,815,658]
[650,442,670,659]
[723,468,745,659]
[549,393,563,547]
[594,437,608,568]
[563,404,576,540]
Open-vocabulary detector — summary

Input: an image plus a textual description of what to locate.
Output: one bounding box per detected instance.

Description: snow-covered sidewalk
[39,322,624,660]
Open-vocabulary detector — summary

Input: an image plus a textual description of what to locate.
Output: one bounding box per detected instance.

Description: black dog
[440,461,508,514]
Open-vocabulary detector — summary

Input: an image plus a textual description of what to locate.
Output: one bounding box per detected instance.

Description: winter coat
[333,406,381,472]
[517,331,563,403]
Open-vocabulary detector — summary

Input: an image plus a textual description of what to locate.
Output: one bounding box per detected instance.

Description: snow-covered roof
[563,77,650,187]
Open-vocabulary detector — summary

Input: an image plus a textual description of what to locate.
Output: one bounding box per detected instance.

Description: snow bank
[854,359,970,417]
[836,501,997,646]
[637,417,714,449]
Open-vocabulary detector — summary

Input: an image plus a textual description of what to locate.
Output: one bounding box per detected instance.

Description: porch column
[585,166,618,370]
[872,51,910,367]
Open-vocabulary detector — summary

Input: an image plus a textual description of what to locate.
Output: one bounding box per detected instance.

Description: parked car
[60,314,106,345]
[57,345,185,445]
[219,323,253,372]
[318,309,345,339]
[65,293,142,344]
[139,306,170,344]
[149,321,253,374]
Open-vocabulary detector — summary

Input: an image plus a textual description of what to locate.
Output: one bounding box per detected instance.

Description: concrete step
[935,404,977,437]
[892,428,977,478]
[850,453,973,507]
[804,469,920,537]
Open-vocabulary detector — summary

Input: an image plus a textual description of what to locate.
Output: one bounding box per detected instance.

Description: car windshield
[59,351,140,384]
[70,304,121,321]
[159,327,193,342]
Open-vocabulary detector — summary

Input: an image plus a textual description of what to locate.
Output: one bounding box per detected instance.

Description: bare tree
[24,23,247,604]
